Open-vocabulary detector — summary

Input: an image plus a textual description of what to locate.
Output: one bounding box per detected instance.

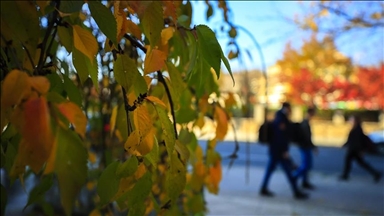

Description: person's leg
[340,151,354,180]
[302,148,313,186]
[354,154,381,181]
[281,157,308,199]
[293,148,306,180]
[260,155,278,195]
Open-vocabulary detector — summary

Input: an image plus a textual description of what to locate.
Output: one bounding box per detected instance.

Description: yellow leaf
[124,130,139,154]
[72,25,98,62]
[1,70,31,109]
[133,105,152,138]
[145,95,167,109]
[143,49,166,75]
[161,27,174,45]
[126,19,142,40]
[135,128,155,156]
[110,105,118,136]
[194,112,205,129]
[86,181,96,191]
[214,106,228,141]
[225,92,237,108]
[11,97,54,174]
[29,76,50,94]
[56,102,87,138]
[134,163,147,180]
[44,134,58,174]
[89,209,102,216]
[88,151,97,164]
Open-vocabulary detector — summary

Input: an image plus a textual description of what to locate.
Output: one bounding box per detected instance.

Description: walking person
[339,115,382,182]
[293,107,318,190]
[259,102,309,199]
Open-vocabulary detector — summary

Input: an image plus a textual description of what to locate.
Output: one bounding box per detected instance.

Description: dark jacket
[298,119,316,149]
[344,126,365,153]
[269,109,291,157]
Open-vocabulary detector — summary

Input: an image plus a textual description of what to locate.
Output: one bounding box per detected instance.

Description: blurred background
[190,1,384,146]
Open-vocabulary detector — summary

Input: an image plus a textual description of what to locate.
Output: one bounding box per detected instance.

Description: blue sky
[191,1,384,72]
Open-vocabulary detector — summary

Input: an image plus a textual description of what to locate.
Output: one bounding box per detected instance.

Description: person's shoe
[302,182,315,190]
[259,188,274,197]
[374,173,382,183]
[294,190,309,200]
[338,175,349,181]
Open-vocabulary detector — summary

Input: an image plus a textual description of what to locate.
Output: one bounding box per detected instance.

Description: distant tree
[276,35,353,106]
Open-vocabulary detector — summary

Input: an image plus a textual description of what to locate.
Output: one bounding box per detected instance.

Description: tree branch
[36,0,59,75]
[123,33,178,139]
[157,70,178,139]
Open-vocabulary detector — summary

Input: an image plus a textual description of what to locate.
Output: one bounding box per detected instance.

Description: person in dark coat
[293,107,318,189]
[339,115,382,182]
[259,102,308,199]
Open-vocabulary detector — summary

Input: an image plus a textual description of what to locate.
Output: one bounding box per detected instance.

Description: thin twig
[157,70,178,139]
[21,43,36,70]
[36,1,59,75]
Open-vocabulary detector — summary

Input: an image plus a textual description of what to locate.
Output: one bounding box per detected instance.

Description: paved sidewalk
[205,165,384,216]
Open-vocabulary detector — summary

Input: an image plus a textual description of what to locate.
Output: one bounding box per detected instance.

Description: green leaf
[126,172,152,207]
[97,161,120,206]
[196,25,222,78]
[141,1,163,46]
[55,128,88,216]
[116,156,138,178]
[1,184,6,216]
[128,201,146,216]
[57,26,73,53]
[165,62,186,108]
[88,1,117,45]
[144,136,159,167]
[1,1,39,68]
[116,104,128,141]
[221,49,234,85]
[113,54,140,92]
[72,25,99,63]
[60,1,84,14]
[63,75,83,107]
[72,47,99,91]
[0,146,5,168]
[176,107,196,124]
[24,174,54,210]
[46,73,64,95]
[206,4,213,21]
[155,106,175,157]
[4,138,18,174]
[166,152,186,204]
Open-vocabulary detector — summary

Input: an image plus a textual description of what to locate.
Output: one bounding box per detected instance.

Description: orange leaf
[29,76,50,94]
[57,102,87,138]
[1,69,31,109]
[214,106,228,141]
[126,19,142,40]
[143,49,166,75]
[11,97,54,174]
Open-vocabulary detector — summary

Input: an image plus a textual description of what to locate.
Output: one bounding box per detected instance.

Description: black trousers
[342,151,379,178]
